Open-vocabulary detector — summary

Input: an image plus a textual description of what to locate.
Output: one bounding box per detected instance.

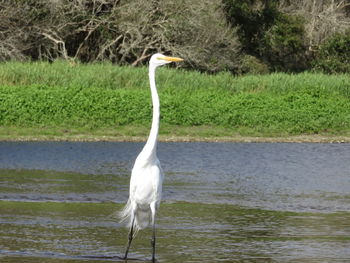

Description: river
[0,142,349,262]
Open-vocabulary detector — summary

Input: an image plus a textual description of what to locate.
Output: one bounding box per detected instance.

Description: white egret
[119,53,183,262]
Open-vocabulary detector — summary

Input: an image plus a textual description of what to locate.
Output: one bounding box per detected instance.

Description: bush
[222,0,279,56]
[262,14,307,72]
[0,0,240,73]
[239,55,269,74]
[312,30,350,73]
[222,0,308,72]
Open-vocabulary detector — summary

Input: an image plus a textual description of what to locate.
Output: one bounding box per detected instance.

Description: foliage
[1,0,349,73]
[0,0,240,73]
[222,0,280,56]
[222,0,308,71]
[312,30,350,73]
[238,55,269,74]
[0,62,349,135]
[262,14,306,72]
[278,0,350,47]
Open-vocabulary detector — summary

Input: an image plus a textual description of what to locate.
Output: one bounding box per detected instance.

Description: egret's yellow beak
[159,56,184,62]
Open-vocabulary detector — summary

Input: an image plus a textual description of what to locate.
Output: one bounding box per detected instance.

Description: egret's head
[149,53,184,68]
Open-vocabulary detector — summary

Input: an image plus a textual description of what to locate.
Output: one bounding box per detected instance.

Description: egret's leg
[150,202,157,263]
[151,222,156,262]
[124,216,135,260]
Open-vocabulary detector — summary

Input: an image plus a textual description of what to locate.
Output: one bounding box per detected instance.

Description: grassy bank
[0,61,349,142]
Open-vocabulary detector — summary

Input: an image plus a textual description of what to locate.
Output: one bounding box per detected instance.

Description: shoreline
[1,134,349,143]
[1,126,349,143]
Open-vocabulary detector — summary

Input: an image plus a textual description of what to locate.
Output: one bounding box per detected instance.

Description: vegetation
[222,0,306,71]
[0,0,240,73]
[0,61,349,140]
[0,0,349,73]
[0,1,349,140]
[312,30,350,73]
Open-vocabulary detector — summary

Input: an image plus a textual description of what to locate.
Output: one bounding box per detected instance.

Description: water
[0,142,349,262]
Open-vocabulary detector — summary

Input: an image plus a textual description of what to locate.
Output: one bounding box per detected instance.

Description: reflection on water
[0,142,350,262]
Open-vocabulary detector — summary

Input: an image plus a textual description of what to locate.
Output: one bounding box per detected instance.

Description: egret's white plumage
[119,53,183,262]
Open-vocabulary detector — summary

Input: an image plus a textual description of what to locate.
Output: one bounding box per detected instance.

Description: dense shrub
[222,0,308,72]
[278,0,350,47]
[262,14,307,72]
[0,0,240,73]
[222,0,280,56]
[238,55,269,74]
[1,0,349,73]
[312,30,350,73]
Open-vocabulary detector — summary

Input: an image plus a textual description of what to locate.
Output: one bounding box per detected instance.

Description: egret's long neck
[140,64,159,160]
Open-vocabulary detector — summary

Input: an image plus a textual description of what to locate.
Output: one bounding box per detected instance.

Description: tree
[222,0,307,72]
[0,0,241,72]
[222,0,280,56]
[312,30,350,73]
[278,0,350,47]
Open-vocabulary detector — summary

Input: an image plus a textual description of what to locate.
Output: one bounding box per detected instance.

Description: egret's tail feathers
[119,200,151,235]
[135,208,151,230]
[118,199,132,225]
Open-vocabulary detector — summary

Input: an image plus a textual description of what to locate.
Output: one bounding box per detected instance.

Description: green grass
[0,61,349,140]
